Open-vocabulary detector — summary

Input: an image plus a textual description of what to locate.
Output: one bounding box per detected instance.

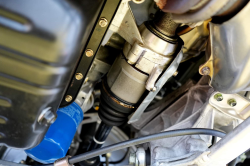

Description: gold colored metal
[75,73,83,80]
[199,54,213,78]
[173,71,178,77]
[65,95,72,102]
[85,49,94,57]
[99,18,108,27]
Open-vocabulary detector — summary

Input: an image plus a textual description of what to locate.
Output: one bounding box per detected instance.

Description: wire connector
[54,156,72,166]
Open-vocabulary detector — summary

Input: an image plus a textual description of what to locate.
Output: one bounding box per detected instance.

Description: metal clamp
[128,39,183,124]
[54,156,72,166]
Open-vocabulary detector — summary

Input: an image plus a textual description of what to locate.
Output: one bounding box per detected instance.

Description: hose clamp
[54,156,72,166]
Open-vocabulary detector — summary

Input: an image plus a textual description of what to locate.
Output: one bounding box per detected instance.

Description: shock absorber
[87,11,180,152]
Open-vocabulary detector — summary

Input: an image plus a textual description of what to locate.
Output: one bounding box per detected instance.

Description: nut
[214,93,223,101]
[65,95,72,102]
[152,87,157,92]
[99,18,108,27]
[75,73,83,80]
[228,99,237,107]
[85,49,94,57]
[201,66,210,75]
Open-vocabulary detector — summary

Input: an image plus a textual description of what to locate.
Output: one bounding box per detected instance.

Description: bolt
[201,66,210,75]
[228,99,237,107]
[38,107,57,125]
[99,18,108,27]
[85,49,94,57]
[75,73,83,80]
[173,71,178,77]
[214,93,223,101]
[65,95,72,102]
[152,87,157,92]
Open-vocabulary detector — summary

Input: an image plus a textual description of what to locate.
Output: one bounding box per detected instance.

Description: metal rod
[206,116,250,165]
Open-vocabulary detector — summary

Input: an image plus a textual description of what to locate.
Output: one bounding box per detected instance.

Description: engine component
[59,0,121,107]
[210,92,250,120]
[25,102,83,164]
[63,128,225,166]
[86,9,182,155]
[0,0,103,149]
[199,1,250,94]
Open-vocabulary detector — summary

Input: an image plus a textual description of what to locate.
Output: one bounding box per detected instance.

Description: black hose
[64,128,225,165]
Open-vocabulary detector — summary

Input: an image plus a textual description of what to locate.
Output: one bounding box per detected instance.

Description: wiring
[66,128,225,165]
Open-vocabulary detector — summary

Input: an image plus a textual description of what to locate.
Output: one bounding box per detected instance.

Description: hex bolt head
[85,49,94,57]
[201,66,210,75]
[99,18,108,27]
[38,107,57,126]
[152,87,157,92]
[214,93,223,101]
[228,98,237,107]
[75,73,83,80]
[65,95,72,102]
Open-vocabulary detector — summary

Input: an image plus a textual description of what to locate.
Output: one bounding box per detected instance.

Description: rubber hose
[66,128,225,164]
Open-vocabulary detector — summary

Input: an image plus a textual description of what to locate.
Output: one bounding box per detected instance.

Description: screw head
[65,95,72,102]
[85,49,94,57]
[99,18,108,27]
[75,73,83,80]
[201,66,210,75]
[214,93,223,101]
[228,99,237,107]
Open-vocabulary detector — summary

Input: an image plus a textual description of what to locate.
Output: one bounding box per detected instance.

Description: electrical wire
[59,128,225,165]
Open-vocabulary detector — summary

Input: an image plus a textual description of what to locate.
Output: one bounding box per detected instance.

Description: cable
[60,128,225,165]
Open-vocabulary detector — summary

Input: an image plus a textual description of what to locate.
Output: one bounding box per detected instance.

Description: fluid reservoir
[25,102,83,164]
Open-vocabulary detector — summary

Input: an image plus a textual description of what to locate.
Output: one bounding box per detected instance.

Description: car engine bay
[0,0,250,166]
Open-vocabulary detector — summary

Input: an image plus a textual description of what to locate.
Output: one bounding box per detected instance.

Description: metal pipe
[206,116,250,165]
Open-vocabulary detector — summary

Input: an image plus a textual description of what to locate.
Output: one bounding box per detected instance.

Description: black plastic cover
[0,0,103,149]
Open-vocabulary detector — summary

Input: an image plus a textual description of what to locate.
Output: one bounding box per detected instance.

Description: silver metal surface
[54,156,72,166]
[107,54,148,103]
[172,0,230,23]
[203,116,250,166]
[209,2,250,93]
[139,24,177,56]
[209,92,250,120]
[75,83,94,113]
[38,107,56,125]
[103,0,143,46]
[128,45,183,124]
[129,147,146,166]
[123,40,173,74]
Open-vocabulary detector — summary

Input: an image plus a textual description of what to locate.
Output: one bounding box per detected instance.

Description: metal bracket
[209,92,250,120]
[128,40,183,124]
[60,0,121,107]
[54,156,72,166]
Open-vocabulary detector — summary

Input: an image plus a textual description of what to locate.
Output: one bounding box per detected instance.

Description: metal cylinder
[107,54,148,104]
